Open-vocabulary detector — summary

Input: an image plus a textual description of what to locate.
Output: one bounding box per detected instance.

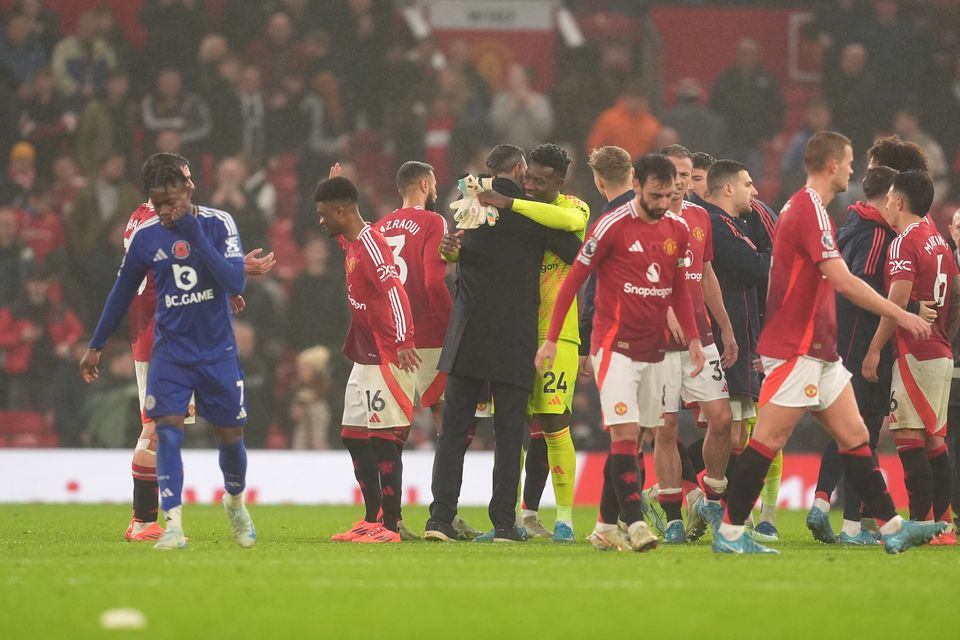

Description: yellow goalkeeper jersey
[512,194,590,344]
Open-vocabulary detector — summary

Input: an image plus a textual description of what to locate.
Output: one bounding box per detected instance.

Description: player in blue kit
[80,166,255,551]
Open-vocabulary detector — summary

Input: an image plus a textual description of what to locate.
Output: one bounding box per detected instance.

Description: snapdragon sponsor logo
[348,295,367,310]
[622,282,673,298]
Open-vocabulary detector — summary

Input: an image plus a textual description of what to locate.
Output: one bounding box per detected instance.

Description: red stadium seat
[0,411,45,435]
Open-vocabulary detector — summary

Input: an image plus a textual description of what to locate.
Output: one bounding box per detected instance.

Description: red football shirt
[757,188,841,362]
[123,203,158,361]
[885,220,956,361]
[547,200,698,363]
[666,201,715,350]
[374,207,451,349]
[340,225,416,365]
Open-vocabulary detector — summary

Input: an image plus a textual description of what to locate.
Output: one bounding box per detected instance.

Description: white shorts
[413,348,445,408]
[728,396,756,423]
[889,354,951,436]
[134,360,195,426]
[663,344,729,413]
[759,355,852,412]
[592,348,664,428]
[342,361,416,429]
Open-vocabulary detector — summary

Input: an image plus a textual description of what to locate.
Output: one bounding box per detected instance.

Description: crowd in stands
[0,0,958,450]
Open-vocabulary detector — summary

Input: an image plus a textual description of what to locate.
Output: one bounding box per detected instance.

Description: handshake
[449,174,499,230]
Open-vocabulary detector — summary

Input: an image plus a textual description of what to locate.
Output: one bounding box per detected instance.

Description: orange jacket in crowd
[585,99,662,159]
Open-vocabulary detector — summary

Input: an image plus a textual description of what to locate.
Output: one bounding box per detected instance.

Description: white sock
[703,475,728,495]
[841,519,862,536]
[165,505,182,528]
[759,502,777,524]
[521,509,538,520]
[594,521,617,534]
[879,515,905,536]
[649,483,660,499]
[812,497,830,513]
[685,486,703,506]
[718,522,744,541]
[224,492,244,508]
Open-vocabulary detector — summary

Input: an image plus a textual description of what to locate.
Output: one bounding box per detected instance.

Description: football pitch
[1,505,955,639]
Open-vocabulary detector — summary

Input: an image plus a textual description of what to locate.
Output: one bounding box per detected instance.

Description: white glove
[449,175,499,230]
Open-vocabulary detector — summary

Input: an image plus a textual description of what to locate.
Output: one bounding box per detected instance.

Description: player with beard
[475,143,589,542]
[537,154,705,552]
[714,132,944,554]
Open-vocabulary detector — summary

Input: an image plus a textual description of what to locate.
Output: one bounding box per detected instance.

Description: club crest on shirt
[805,384,818,398]
[614,402,628,416]
[820,232,835,251]
[346,256,357,274]
[663,239,678,256]
[144,395,156,411]
[172,240,191,259]
[693,227,705,242]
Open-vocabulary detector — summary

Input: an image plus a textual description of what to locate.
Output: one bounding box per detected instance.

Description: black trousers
[429,374,529,530]
[947,402,960,517]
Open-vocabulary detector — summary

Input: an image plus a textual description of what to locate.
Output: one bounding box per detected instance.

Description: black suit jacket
[438,177,582,389]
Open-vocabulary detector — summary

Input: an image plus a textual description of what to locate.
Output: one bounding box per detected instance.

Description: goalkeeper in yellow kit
[478,144,589,542]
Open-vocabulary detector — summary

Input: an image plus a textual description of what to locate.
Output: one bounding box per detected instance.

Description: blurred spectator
[197,33,231,91]
[284,236,348,353]
[892,103,950,206]
[209,155,270,252]
[267,73,307,155]
[50,154,86,218]
[50,11,115,112]
[585,78,659,159]
[289,345,333,450]
[140,67,212,155]
[238,65,267,167]
[79,344,139,448]
[824,42,879,161]
[15,181,63,265]
[0,13,48,87]
[297,67,346,189]
[234,320,275,448]
[66,153,140,268]
[139,0,204,82]
[202,53,244,158]
[245,11,306,93]
[861,0,920,125]
[920,49,960,185]
[155,129,183,155]
[0,206,34,309]
[490,63,554,152]
[662,78,726,157]
[92,4,135,74]
[0,265,82,412]
[222,0,269,51]
[709,37,785,179]
[17,67,77,172]
[424,89,456,189]
[75,71,137,174]
[780,99,833,200]
[334,0,392,128]
[277,0,322,40]
[14,0,62,57]
[0,141,37,206]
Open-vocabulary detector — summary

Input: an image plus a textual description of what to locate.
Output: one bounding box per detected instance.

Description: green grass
[1,505,956,640]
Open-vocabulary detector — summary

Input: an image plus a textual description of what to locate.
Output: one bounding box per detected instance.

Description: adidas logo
[370,413,382,424]
[628,241,644,253]
[548,396,564,406]
[160,488,174,498]
[236,408,247,420]
[551,465,565,475]
[153,248,169,262]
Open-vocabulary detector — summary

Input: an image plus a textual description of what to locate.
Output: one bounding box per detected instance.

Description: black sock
[724,442,775,526]
[843,443,897,522]
[393,427,408,522]
[610,441,643,524]
[928,445,953,522]
[638,448,647,490]
[341,428,381,523]
[371,433,402,532]
[687,437,705,475]
[132,477,159,523]
[897,439,933,520]
[659,490,684,522]
[522,432,549,512]
[678,440,698,487]
[598,455,620,524]
[816,440,843,497]
[726,448,742,484]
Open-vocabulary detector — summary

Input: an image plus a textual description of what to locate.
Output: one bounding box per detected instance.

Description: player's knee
[216,426,245,445]
[610,423,640,442]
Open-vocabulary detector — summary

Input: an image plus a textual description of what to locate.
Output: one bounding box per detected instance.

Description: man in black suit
[425,145,582,542]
